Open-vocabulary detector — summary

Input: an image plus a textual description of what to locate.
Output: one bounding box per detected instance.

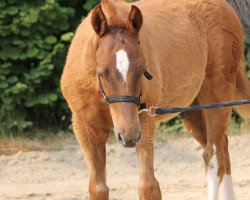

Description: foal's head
[92,3,146,147]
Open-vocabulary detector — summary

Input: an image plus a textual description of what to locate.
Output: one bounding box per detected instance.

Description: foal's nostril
[117,133,125,145]
[135,131,141,143]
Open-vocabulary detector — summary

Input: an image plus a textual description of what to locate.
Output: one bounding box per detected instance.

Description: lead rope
[139,99,250,116]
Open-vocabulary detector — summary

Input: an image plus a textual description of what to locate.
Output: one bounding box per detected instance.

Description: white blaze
[116,49,129,82]
[219,175,235,200]
[207,144,219,200]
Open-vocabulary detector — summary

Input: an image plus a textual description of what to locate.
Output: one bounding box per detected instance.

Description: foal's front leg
[137,114,162,200]
[72,110,111,200]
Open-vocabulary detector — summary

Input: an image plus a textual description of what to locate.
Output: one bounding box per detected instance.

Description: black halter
[98,71,153,110]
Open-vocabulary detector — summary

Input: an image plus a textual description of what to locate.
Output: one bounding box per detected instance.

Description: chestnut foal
[61,0,249,199]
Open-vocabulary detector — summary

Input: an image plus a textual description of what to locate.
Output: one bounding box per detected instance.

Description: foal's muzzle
[117,131,141,148]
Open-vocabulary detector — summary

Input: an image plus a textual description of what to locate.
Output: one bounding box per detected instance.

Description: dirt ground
[0,134,249,200]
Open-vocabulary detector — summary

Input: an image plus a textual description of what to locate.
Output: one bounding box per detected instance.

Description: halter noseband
[98,71,153,110]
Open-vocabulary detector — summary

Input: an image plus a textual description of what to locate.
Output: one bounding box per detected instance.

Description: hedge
[0,0,99,135]
[0,0,249,136]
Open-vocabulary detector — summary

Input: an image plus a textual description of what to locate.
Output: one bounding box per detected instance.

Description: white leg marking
[207,144,219,200]
[116,49,129,82]
[219,175,235,200]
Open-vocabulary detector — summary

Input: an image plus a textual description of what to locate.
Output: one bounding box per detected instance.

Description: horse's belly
[156,79,204,121]
[156,51,207,122]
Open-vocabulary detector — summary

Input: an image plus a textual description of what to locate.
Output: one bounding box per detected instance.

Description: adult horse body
[61,0,249,199]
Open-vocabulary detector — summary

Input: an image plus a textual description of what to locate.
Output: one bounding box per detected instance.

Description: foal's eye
[97,67,110,78]
[138,40,140,45]
[97,66,104,76]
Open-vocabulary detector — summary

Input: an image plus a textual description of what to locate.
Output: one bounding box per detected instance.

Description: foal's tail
[235,58,250,118]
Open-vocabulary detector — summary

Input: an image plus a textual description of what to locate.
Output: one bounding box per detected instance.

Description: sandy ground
[0,134,250,200]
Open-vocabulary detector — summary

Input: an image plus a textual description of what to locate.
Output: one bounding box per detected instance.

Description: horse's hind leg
[199,76,236,200]
[72,107,112,200]
[202,108,235,200]
[219,134,235,200]
[200,28,241,200]
[181,98,207,148]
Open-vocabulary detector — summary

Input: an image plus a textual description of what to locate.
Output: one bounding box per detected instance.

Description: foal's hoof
[138,177,162,200]
[89,183,109,200]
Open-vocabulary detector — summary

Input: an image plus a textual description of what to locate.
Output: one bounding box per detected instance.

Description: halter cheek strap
[98,71,153,109]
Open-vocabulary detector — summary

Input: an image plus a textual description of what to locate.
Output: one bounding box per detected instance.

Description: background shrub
[0,0,249,136]
[0,0,98,136]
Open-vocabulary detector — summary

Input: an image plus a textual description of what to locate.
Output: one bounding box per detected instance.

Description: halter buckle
[148,106,158,116]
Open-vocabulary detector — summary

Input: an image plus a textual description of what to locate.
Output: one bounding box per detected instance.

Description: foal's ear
[91,5,108,37]
[128,5,143,34]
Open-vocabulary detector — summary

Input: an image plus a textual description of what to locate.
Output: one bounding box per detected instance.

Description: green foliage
[0,0,97,136]
[83,0,99,11]
[159,118,184,133]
